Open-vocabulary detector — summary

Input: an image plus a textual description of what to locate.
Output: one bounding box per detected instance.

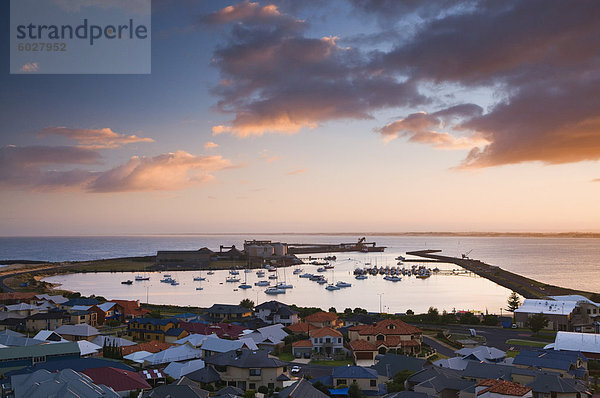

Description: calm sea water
[2,234,598,313]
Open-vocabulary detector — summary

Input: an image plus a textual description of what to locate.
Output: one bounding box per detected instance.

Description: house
[68,309,98,326]
[60,298,100,309]
[371,354,429,382]
[0,341,80,372]
[255,301,299,326]
[279,378,329,398]
[292,339,314,359]
[434,346,509,370]
[349,319,423,356]
[185,365,222,388]
[92,335,136,349]
[165,327,189,343]
[111,299,150,320]
[206,304,253,322]
[0,292,38,305]
[25,311,70,331]
[5,303,41,317]
[286,322,310,334]
[197,333,258,357]
[331,365,380,395]
[513,296,600,332]
[513,349,588,379]
[142,342,203,366]
[0,334,45,347]
[547,331,600,359]
[173,313,203,322]
[550,296,599,333]
[163,358,205,379]
[144,383,211,398]
[406,366,473,396]
[82,366,152,397]
[525,373,590,398]
[305,311,342,328]
[204,348,288,391]
[35,294,69,305]
[179,321,247,339]
[77,340,103,357]
[33,330,66,342]
[138,368,167,388]
[5,369,120,398]
[122,340,173,356]
[128,318,179,342]
[54,323,99,341]
[476,379,532,398]
[310,327,345,357]
[242,324,288,352]
[4,357,135,377]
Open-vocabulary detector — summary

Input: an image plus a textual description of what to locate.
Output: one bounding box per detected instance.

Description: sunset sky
[1,0,600,235]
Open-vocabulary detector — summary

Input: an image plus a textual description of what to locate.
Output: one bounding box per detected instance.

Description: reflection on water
[45,256,514,314]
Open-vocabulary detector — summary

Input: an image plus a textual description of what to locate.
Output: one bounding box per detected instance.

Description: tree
[240,299,254,309]
[329,307,337,314]
[406,309,414,315]
[386,370,413,393]
[482,315,499,326]
[348,382,364,398]
[506,292,521,313]
[427,307,440,323]
[344,308,353,317]
[527,312,549,334]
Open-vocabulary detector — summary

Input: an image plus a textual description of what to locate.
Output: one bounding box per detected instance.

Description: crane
[462,249,473,259]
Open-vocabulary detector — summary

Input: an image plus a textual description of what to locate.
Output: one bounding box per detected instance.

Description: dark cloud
[207,2,426,136]
[207,0,600,168]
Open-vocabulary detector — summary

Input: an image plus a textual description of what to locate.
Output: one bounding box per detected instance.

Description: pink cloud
[204,141,219,149]
[287,168,307,175]
[40,127,154,149]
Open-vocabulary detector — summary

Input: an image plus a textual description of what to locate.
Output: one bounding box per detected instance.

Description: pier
[287,237,386,255]
[407,250,598,299]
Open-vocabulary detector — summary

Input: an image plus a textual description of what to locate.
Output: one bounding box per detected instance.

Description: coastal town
[0,240,598,398]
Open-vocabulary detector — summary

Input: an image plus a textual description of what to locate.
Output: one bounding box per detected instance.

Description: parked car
[291,366,301,373]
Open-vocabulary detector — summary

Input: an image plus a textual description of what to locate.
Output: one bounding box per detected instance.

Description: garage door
[356,352,373,360]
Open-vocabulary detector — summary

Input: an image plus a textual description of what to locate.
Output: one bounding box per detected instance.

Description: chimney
[235,349,243,357]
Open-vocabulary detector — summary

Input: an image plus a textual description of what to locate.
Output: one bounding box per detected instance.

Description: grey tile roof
[144,384,210,398]
[279,378,329,398]
[11,369,119,398]
[0,341,79,361]
[54,323,99,337]
[185,366,222,383]
[333,365,378,379]
[382,392,437,398]
[526,373,588,394]
[372,354,428,378]
[204,349,286,368]
[215,386,244,396]
[0,335,46,347]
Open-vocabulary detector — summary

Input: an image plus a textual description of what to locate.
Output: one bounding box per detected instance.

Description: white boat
[226,276,240,283]
[256,270,265,277]
[255,280,270,286]
[170,281,179,286]
[292,268,302,274]
[299,273,313,278]
[265,287,286,295]
[325,284,340,291]
[317,267,326,272]
[229,269,240,275]
[196,287,203,290]
[396,256,406,261]
[238,283,252,289]
[135,275,150,281]
[336,281,351,288]
[355,275,368,280]
[276,282,293,289]
[207,271,215,275]
[317,278,327,284]
[163,274,171,277]
[193,276,206,281]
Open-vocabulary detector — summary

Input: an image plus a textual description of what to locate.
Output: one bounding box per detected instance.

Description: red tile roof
[292,339,313,348]
[179,321,246,339]
[477,379,532,397]
[112,300,150,317]
[82,367,151,392]
[349,340,377,351]
[310,327,342,338]
[121,341,173,356]
[305,311,338,323]
[287,322,310,333]
[375,337,421,347]
[0,292,38,303]
[350,319,421,336]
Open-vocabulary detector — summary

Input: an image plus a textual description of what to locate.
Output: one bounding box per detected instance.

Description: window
[326,338,330,343]
[319,338,323,343]
[32,356,46,364]
[338,338,342,344]
[268,383,274,389]
[249,383,256,390]
[337,379,347,386]
[370,380,377,387]
[377,334,385,341]
[249,368,261,376]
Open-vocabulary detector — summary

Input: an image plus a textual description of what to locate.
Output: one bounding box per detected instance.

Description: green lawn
[505,350,519,358]
[505,339,548,347]
[310,359,354,367]
[277,352,294,362]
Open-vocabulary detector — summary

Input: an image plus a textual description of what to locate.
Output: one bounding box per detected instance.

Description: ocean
[2,234,598,313]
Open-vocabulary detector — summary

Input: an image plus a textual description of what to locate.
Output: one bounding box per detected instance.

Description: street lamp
[378,293,384,314]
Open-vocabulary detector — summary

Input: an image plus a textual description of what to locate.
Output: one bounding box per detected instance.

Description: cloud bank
[205,0,600,168]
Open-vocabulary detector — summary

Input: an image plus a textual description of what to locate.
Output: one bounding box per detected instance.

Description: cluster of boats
[353,264,436,279]
[160,275,179,286]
